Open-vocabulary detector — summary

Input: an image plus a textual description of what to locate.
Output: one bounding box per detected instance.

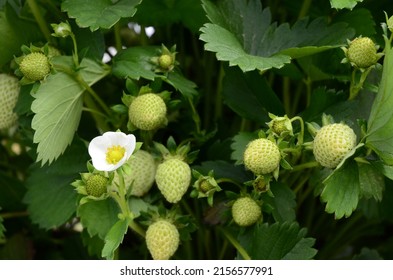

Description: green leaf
[112,46,159,80]
[321,161,360,219]
[0,3,43,66]
[358,162,384,201]
[366,37,393,164]
[222,67,284,124]
[200,0,354,72]
[231,131,258,165]
[133,0,206,33]
[263,182,296,222]
[62,0,142,31]
[77,199,120,240]
[102,219,128,259]
[164,72,198,99]
[193,160,251,183]
[0,171,25,211]
[112,46,198,98]
[23,138,89,229]
[334,8,376,37]
[238,222,317,260]
[330,0,363,10]
[31,57,109,165]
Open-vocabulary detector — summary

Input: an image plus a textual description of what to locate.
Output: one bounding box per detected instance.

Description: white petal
[87,131,137,171]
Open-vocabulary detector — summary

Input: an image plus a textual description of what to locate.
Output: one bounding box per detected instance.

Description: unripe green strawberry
[232,197,262,227]
[313,123,357,168]
[145,219,180,260]
[158,54,174,70]
[128,93,167,131]
[243,138,281,175]
[155,158,191,203]
[0,74,20,130]
[86,174,108,197]
[19,52,51,81]
[347,37,378,69]
[113,150,156,196]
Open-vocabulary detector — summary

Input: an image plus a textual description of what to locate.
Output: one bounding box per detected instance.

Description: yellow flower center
[106,145,125,164]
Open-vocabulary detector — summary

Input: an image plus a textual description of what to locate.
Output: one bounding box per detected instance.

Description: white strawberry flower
[88,131,136,172]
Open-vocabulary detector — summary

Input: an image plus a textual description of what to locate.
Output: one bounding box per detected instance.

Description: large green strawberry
[145,219,180,260]
[0,74,20,130]
[313,123,357,168]
[155,157,191,203]
[128,93,167,131]
[113,150,156,197]
[243,138,281,175]
[232,197,262,227]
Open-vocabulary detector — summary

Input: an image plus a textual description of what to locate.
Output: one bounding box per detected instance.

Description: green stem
[290,116,305,146]
[27,0,52,41]
[214,64,224,121]
[83,93,110,132]
[304,76,312,107]
[298,0,313,19]
[114,23,122,52]
[290,161,320,172]
[112,169,146,238]
[0,211,28,219]
[216,178,242,188]
[188,97,202,135]
[348,68,371,100]
[70,33,80,68]
[220,228,251,260]
[75,73,112,116]
[283,77,291,116]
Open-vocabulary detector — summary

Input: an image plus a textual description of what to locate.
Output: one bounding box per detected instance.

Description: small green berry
[86,174,108,197]
[347,37,378,69]
[19,52,51,81]
[158,54,174,70]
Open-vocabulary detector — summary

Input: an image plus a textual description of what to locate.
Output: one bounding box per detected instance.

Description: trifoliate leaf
[330,0,363,10]
[321,161,360,219]
[366,36,393,165]
[102,219,128,260]
[200,0,354,72]
[238,222,317,260]
[31,56,109,165]
[62,0,142,31]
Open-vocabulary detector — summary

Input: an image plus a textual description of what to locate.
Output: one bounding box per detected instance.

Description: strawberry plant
[2,0,393,261]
